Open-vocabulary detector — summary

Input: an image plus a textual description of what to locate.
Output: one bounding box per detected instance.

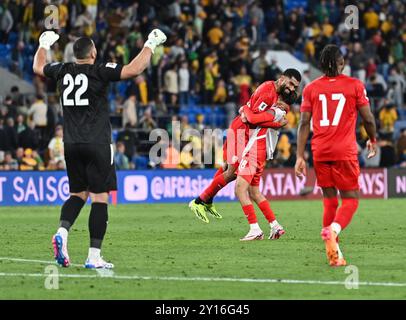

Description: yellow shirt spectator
[277,134,291,160]
[364,10,379,29]
[59,3,69,28]
[379,107,398,132]
[213,84,227,103]
[322,22,334,37]
[381,20,392,34]
[285,111,298,129]
[207,27,223,46]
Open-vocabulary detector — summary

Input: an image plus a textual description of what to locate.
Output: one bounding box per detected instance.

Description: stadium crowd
[0,0,406,171]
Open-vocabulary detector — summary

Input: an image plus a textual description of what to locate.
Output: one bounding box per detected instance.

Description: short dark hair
[282,68,301,83]
[319,44,343,77]
[73,37,94,59]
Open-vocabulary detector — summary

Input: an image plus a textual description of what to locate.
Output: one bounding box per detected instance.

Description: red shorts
[223,117,248,169]
[237,148,267,186]
[314,160,360,191]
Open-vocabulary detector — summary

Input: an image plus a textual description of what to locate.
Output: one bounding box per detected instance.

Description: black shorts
[64,143,117,194]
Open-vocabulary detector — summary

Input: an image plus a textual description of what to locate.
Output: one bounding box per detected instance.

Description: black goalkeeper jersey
[43,61,123,144]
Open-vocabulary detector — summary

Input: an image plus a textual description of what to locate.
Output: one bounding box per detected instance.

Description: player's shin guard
[334,198,359,231]
[60,196,85,231]
[242,204,258,224]
[89,203,108,249]
[199,172,227,203]
[257,200,276,223]
[323,197,339,227]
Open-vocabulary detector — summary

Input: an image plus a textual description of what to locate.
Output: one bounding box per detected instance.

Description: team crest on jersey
[106,62,117,68]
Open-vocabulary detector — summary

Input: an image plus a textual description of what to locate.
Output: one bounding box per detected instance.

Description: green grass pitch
[0,199,405,299]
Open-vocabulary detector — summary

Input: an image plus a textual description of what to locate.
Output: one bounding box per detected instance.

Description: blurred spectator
[0,1,13,43]
[2,151,18,171]
[379,103,398,134]
[194,114,206,132]
[276,134,291,164]
[122,95,137,128]
[18,120,39,150]
[114,141,130,170]
[117,124,137,161]
[15,114,26,134]
[207,21,223,46]
[47,125,65,170]
[232,66,252,105]
[19,148,38,171]
[213,79,227,103]
[4,117,18,152]
[161,142,180,169]
[164,64,179,107]
[387,67,405,109]
[396,129,406,164]
[178,60,190,106]
[138,108,157,133]
[350,43,367,83]
[28,94,47,128]
[252,48,268,82]
[379,138,396,167]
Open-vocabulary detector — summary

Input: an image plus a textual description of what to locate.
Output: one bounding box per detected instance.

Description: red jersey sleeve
[300,84,312,113]
[355,80,370,108]
[249,81,278,113]
[243,104,279,127]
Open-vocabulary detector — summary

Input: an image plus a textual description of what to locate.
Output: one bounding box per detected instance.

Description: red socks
[323,197,339,227]
[213,167,224,179]
[200,169,227,202]
[258,200,276,223]
[334,198,359,230]
[242,204,257,224]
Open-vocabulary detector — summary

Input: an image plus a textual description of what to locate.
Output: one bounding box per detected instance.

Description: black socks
[60,196,86,231]
[89,202,108,249]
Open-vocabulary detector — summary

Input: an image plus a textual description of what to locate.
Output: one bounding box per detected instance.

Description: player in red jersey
[189,70,300,225]
[295,45,377,266]
[236,70,301,241]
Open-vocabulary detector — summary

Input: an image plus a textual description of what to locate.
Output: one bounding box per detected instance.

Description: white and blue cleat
[52,233,70,267]
[84,257,114,269]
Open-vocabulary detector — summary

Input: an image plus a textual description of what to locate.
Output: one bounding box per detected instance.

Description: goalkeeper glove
[144,29,167,54]
[39,31,60,50]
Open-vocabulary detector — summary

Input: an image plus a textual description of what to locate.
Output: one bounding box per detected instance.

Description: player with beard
[189,69,301,229]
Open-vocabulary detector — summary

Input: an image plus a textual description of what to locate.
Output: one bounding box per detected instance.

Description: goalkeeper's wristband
[39,43,51,50]
[143,39,157,54]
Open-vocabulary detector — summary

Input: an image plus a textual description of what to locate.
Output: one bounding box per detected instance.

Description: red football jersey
[300,74,370,161]
[245,81,279,149]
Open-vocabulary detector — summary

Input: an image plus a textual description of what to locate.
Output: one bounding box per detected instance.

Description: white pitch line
[0,271,406,288]
[0,257,83,268]
[1,256,406,288]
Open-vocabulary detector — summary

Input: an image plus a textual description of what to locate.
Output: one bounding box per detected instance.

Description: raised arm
[33,31,60,76]
[120,29,166,80]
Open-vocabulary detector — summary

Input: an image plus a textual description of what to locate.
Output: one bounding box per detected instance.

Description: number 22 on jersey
[62,73,89,106]
[319,93,346,127]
